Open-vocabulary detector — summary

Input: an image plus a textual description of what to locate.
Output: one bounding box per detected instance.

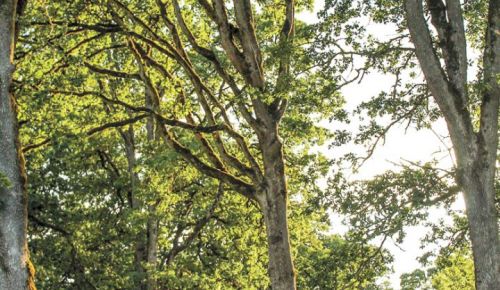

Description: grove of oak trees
[0,0,498,289]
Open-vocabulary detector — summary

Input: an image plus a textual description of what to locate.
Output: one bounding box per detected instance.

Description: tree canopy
[0,0,497,289]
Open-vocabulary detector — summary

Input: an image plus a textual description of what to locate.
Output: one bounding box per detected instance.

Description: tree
[0,0,36,289]
[404,2,499,287]
[400,269,430,290]
[323,164,459,245]
[18,0,345,288]
[318,0,499,288]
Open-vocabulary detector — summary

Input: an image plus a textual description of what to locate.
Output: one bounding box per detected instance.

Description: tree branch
[160,125,256,199]
[87,114,149,136]
[404,0,474,155]
[165,182,224,265]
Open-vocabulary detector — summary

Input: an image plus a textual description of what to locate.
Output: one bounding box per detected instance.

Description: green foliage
[400,247,475,290]
[296,234,391,289]
[24,130,390,288]
[0,172,11,189]
[431,248,475,290]
[400,269,430,290]
[323,164,458,243]
[14,0,492,288]
[15,0,392,288]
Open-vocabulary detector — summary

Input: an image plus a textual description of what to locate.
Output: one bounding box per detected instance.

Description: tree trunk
[145,93,158,290]
[459,0,500,286]
[121,126,147,290]
[404,1,499,288]
[458,157,499,290]
[146,206,158,290]
[257,127,296,290]
[260,193,296,290]
[122,124,159,290]
[0,0,35,289]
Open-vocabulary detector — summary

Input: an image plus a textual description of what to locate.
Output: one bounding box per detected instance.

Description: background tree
[400,246,475,290]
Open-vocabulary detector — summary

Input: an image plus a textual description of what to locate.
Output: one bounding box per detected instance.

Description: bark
[405,1,499,289]
[256,123,296,290]
[0,0,35,289]
[260,194,296,290]
[465,1,500,288]
[459,165,499,290]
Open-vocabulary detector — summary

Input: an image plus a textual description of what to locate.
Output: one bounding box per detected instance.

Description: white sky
[297,2,466,289]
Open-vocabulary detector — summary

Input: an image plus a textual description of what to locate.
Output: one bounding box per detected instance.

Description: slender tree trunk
[121,126,147,290]
[122,124,159,290]
[145,90,158,290]
[257,126,296,290]
[0,1,35,289]
[146,206,158,290]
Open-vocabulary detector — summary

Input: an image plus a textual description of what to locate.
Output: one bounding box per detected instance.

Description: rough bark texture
[260,196,295,290]
[255,119,296,290]
[0,0,36,289]
[460,167,499,290]
[405,1,499,289]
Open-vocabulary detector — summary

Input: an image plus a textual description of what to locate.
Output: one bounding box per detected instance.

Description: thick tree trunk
[260,193,296,290]
[458,0,500,286]
[0,1,35,289]
[257,127,296,290]
[458,158,499,290]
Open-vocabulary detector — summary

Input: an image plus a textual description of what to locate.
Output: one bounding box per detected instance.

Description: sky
[296,2,465,289]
